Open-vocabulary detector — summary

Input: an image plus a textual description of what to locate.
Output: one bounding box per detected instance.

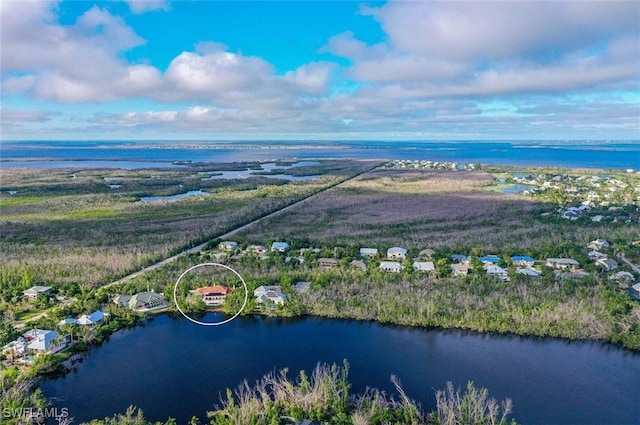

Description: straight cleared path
[103,161,386,289]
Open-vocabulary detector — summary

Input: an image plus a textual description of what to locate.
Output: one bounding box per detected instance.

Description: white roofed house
[379,261,403,273]
[546,258,580,270]
[359,248,378,258]
[451,263,469,277]
[254,286,287,305]
[588,239,610,250]
[517,268,542,278]
[588,250,608,261]
[22,286,52,298]
[413,261,435,273]
[596,258,618,271]
[271,242,291,252]
[387,247,408,260]
[485,265,510,282]
[218,241,239,251]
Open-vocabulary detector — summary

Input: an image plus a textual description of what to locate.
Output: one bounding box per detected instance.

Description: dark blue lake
[40,315,640,425]
[2,140,639,169]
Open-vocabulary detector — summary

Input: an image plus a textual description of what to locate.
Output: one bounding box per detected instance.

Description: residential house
[485,265,510,281]
[218,241,239,251]
[2,329,62,357]
[591,215,605,222]
[517,268,542,278]
[194,285,231,306]
[608,271,635,282]
[596,258,618,271]
[349,260,367,271]
[254,286,287,305]
[511,256,535,267]
[293,281,311,294]
[588,250,608,261]
[451,263,469,276]
[57,318,78,327]
[248,245,267,255]
[379,261,403,273]
[632,282,640,297]
[413,261,435,273]
[271,242,291,252]
[77,310,107,326]
[22,286,52,298]
[479,255,501,266]
[359,248,378,258]
[317,258,339,268]
[450,254,468,263]
[387,247,408,260]
[113,291,169,312]
[588,239,610,250]
[419,249,435,258]
[546,258,580,270]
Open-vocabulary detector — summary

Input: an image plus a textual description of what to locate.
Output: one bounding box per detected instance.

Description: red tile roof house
[194,285,232,306]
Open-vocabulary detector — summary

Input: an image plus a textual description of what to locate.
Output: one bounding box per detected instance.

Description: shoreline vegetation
[1,159,639,423]
[81,362,516,425]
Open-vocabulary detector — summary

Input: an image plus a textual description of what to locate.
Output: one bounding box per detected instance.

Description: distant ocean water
[1,140,638,169]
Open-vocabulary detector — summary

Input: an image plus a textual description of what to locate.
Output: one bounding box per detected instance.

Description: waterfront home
[218,241,239,251]
[248,245,268,254]
[271,241,291,252]
[450,254,468,263]
[2,329,63,357]
[419,248,435,258]
[387,247,408,260]
[596,258,618,271]
[359,247,378,257]
[77,310,107,326]
[588,239,610,250]
[451,263,469,276]
[379,261,403,273]
[317,258,339,268]
[22,286,52,298]
[485,265,510,281]
[349,260,367,271]
[194,285,231,306]
[517,268,542,278]
[413,261,435,273]
[511,256,535,267]
[113,291,169,312]
[546,258,580,270]
[254,286,287,305]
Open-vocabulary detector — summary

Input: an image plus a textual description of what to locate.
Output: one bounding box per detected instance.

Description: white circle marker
[173,262,248,326]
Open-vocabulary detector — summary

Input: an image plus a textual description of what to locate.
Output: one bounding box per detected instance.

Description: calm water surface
[2,140,639,169]
[40,315,640,425]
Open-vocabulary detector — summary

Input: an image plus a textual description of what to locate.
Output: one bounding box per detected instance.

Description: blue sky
[1,0,638,141]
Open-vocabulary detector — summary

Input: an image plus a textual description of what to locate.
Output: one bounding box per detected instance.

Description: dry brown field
[236,168,636,251]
